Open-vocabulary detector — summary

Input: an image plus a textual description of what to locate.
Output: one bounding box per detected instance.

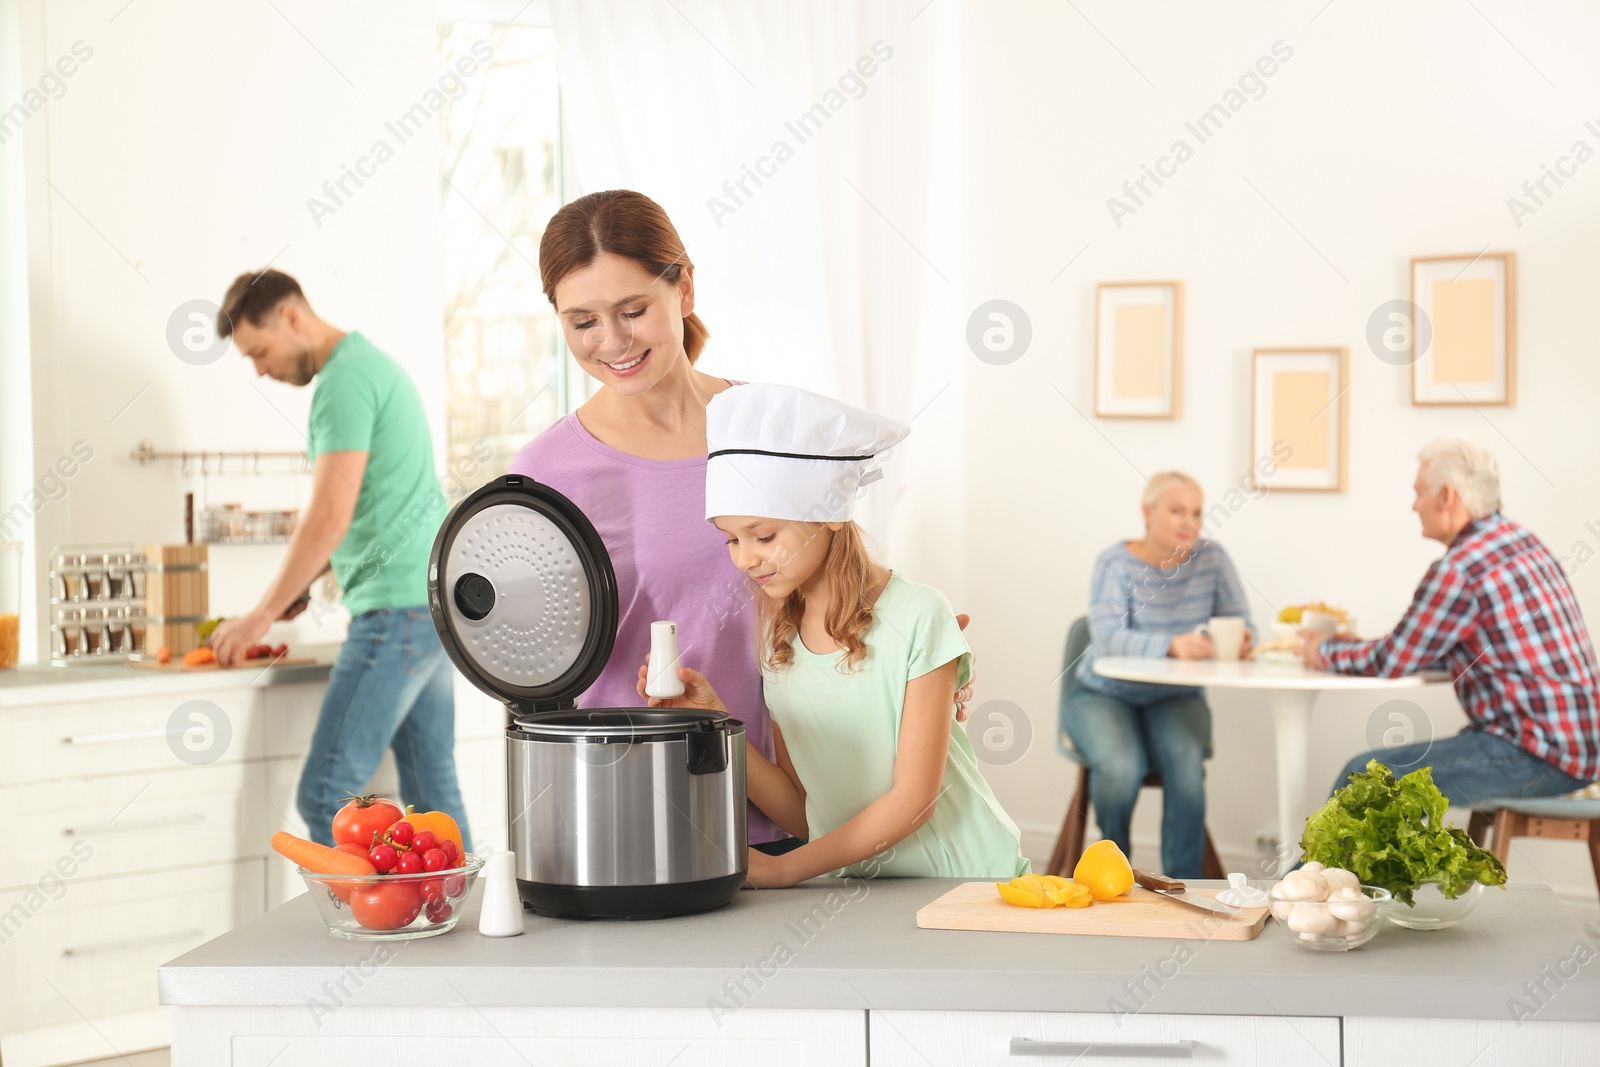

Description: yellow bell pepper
[1073,840,1135,901]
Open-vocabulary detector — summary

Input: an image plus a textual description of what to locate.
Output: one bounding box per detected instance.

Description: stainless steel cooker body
[507,710,746,918]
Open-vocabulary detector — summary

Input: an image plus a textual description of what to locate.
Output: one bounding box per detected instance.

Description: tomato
[350,882,423,931]
[333,842,369,861]
[332,795,404,849]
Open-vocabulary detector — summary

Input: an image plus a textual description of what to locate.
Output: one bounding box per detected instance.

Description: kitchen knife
[1133,869,1245,919]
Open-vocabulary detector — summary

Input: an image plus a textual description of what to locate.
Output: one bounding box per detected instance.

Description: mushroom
[1287,902,1339,937]
[1272,869,1329,902]
[1270,899,1294,922]
[1327,886,1374,925]
[1321,867,1360,895]
[1299,861,1326,875]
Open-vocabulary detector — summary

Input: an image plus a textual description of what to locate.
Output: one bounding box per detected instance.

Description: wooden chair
[1466,790,1600,895]
[1047,617,1226,880]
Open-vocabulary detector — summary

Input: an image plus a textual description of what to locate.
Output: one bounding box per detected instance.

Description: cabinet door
[0,860,264,1032]
[172,1005,867,1066]
[870,1010,1341,1066]
[2,688,265,785]
[1346,1016,1600,1065]
[0,762,268,889]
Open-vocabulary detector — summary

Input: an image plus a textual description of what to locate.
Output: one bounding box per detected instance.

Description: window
[438,12,566,498]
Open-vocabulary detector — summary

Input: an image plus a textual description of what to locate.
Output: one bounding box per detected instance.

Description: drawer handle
[63,928,205,957]
[1009,1039,1198,1058]
[63,812,206,836]
[61,727,172,745]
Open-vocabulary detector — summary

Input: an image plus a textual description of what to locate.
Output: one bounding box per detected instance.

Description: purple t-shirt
[508,409,784,844]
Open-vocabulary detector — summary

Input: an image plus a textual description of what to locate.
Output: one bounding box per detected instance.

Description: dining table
[1091,655,1451,875]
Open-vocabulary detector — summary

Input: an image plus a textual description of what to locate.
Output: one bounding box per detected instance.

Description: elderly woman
[1063,471,1255,878]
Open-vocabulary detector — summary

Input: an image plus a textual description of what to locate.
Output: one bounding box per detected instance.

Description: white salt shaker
[645,620,686,699]
[478,850,524,937]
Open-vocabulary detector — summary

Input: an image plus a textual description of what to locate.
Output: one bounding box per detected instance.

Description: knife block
[144,543,208,656]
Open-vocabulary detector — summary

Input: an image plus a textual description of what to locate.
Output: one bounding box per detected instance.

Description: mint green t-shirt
[761,572,1030,880]
[306,332,444,616]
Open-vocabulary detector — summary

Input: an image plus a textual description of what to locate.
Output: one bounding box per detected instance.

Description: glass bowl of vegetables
[1269,882,1392,951]
[1298,759,1506,933]
[300,854,485,940]
[1388,881,1485,930]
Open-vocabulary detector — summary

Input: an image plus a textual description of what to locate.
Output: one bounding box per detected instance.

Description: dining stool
[1466,788,1600,895]
[1047,616,1227,880]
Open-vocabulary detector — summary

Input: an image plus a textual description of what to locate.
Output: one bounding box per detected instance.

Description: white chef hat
[705,384,910,523]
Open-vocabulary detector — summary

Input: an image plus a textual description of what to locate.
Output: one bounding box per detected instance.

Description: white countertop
[0,644,341,706]
[159,877,1600,1021]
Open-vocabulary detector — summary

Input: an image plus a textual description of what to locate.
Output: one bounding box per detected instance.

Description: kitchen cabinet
[0,652,510,1067]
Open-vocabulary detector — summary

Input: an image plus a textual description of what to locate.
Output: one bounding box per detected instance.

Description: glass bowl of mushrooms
[1269,863,1393,951]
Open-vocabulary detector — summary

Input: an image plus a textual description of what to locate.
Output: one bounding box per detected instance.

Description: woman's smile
[603,349,650,376]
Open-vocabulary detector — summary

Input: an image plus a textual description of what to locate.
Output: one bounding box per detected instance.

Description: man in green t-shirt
[209,270,470,850]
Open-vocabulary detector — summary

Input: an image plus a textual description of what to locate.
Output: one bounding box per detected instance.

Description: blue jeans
[1062,688,1210,878]
[297,607,473,850]
[1332,727,1588,808]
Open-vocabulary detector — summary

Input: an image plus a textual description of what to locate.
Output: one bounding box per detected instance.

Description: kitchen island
[160,876,1600,1066]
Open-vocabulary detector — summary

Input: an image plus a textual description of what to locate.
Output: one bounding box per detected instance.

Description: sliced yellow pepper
[1046,884,1093,908]
[997,874,1094,910]
[996,880,1047,907]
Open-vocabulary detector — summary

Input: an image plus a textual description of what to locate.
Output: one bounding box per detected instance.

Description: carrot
[183,646,216,667]
[271,831,375,875]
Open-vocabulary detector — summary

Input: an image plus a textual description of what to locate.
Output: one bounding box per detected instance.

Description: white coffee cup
[1194,615,1246,661]
[1299,610,1339,639]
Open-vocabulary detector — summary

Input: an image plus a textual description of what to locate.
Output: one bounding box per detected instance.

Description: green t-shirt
[761,572,1030,880]
[306,332,444,616]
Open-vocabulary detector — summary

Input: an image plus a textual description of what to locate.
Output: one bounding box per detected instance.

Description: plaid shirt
[1320,513,1600,783]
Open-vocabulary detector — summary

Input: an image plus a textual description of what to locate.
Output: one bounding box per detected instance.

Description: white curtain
[549,0,962,558]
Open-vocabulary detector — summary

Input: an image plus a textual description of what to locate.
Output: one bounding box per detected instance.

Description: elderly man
[1305,437,1599,804]
[207,269,471,849]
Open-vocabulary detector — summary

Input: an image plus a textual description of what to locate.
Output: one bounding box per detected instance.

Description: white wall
[959,0,1600,901]
[10,0,450,648]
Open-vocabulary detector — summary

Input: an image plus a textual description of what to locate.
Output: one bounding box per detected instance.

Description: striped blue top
[1077,540,1255,706]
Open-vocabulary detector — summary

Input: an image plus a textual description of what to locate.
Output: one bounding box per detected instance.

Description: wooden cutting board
[917,881,1270,940]
[132,656,316,672]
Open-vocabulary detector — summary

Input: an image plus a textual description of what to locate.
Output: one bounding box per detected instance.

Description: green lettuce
[1299,759,1507,907]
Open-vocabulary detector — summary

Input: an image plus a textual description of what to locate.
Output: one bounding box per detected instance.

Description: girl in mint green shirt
[638,384,1028,887]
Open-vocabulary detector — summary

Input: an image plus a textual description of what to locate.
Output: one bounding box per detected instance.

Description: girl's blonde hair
[758,522,879,674]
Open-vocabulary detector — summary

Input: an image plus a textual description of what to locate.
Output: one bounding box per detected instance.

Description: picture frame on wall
[1094,281,1183,419]
[1410,252,1516,406]
[1251,347,1348,493]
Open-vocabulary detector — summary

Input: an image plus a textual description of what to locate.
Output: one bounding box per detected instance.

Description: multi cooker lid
[428,475,618,712]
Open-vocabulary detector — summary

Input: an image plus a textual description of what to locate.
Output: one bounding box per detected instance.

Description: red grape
[395,850,423,875]
[368,844,398,873]
[412,830,438,853]
[388,821,415,847]
[421,848,447,872]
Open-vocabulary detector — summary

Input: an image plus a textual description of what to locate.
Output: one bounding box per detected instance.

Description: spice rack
[48,543,209,666]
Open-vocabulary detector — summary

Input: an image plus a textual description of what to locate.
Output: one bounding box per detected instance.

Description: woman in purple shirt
[508,190,791,847]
